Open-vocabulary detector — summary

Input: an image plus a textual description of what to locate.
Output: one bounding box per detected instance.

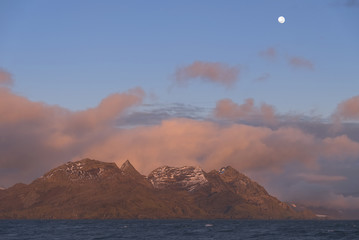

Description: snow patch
[149,166,208,191]
[44,161,106,181]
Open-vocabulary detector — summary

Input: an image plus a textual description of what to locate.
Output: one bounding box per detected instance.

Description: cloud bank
[1,74,359,211]
[81,118,359,174]
[0,86,144,186]
[174,61,240,87]
[79,117,359,211]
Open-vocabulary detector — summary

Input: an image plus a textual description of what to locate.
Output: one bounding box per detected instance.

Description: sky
[1,0,359,214]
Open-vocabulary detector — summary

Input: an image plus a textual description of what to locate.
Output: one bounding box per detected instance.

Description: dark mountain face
[0,159,315,219]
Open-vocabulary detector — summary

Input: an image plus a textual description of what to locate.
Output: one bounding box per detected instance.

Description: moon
[278,16,285,24]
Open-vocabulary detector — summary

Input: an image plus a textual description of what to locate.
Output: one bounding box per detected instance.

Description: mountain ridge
[0,159,316,219]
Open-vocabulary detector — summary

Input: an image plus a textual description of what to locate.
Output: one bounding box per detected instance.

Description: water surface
[1,220,358,239]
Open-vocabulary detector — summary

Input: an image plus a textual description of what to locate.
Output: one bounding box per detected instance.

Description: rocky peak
[120,160,135,172]
[148,165,208,192]
[120,160,142,177]
[219,166,248,183]
[42,158,120,182]
[121,159,132,168]
[218,166,268,196]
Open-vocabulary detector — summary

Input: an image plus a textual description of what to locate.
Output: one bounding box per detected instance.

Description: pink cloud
[333,95,359,121]
[79,118,359,176]
[174,61,240,87]
[0,88,58,125]
[214,98,277,125]
[289,56,314,70]
[0,68,13,87]
[331,96,359,132]
[67,87,145,134]
[0,87,144,187]
[323,135,359,160]
[259,47,277,59]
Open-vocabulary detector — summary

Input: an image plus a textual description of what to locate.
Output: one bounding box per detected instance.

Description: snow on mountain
[148,166,208,191]
[42,159,118,181]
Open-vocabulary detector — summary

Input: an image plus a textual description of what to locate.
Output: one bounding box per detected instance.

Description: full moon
[278,16,285,24]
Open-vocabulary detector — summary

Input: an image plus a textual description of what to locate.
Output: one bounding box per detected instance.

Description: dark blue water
[0,220,358,239]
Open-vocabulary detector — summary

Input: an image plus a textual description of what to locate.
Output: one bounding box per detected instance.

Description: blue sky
[1,0,358,115]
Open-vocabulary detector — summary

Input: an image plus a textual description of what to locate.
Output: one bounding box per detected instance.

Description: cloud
[81,119,311,174]
[174,61,240,87]
[79,117,359,175]
[0,88,63,126]
[333,95,359,122]
[67,87,145,135]
[1,77,359,212]
[254,73,271,82]
[0,87,144,187]
[117,103,209,127]
[284,181,359,210]
[213,98,277,125]
[0,68,13,87]
[259,47,277,59]
[331,95,359,133]
[259,48,314,73]
[288,56,315,70]
[297,173,347,183]
[322,135,359,160]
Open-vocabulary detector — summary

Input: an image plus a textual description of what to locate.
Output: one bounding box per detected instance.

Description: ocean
[0,220,358,239]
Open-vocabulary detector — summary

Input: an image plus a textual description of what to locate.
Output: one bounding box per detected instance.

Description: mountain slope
[0,159,315,219]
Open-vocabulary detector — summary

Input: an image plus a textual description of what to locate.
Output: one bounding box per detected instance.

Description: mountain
[0,159,315,219]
